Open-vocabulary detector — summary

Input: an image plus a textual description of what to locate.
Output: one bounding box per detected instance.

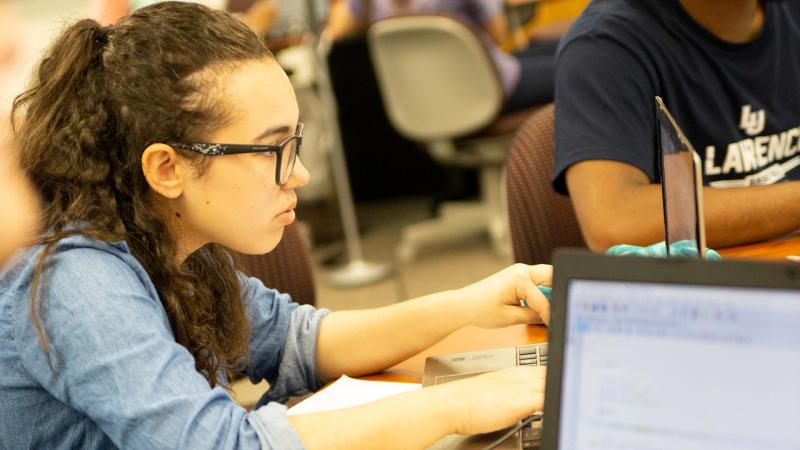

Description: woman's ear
[141,143,188,199]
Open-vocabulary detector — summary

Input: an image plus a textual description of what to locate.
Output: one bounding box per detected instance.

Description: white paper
[287,375,421,415]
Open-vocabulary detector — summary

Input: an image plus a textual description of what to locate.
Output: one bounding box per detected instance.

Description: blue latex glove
[519,243,720,308]
[606,240,722,260]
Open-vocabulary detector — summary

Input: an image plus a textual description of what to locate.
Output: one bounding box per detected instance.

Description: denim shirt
[0,234,330,449]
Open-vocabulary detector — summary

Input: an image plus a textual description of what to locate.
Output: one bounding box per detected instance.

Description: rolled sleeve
[257,305,331,405]
[242,277,298,385]
[241,275,329,404]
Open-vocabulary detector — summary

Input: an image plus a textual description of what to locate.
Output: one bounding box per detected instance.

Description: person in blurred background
[227,0,279,36]
[0,149,39,267]
[1,3,551,448]
[94,0,278,35]
[92,0,131,25]
[0,0,20,127]
[326,0,559,112]
[0,0,39,267]
[552,0,800,251]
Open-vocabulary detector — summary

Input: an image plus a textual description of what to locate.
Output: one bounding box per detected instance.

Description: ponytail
[14,19,121,234]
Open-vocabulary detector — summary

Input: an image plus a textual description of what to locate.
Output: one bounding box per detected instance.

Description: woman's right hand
[440,365,547,436]
[289,365,546,449]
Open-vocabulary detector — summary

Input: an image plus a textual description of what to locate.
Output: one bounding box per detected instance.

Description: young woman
[0,2,551,449]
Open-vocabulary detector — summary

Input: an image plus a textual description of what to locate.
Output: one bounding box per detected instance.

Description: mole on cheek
[175,212,181,218]
[206,200,210,205]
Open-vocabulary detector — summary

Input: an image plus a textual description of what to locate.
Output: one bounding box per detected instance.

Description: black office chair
[236,222,316,306]
[506,104,586,264]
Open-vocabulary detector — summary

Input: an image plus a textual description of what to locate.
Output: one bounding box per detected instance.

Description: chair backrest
[367,15,503,142]
[506,104,585,264]
[236,222,316,306]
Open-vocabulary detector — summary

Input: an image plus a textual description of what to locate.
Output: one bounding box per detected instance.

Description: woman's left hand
[454,263,552,328]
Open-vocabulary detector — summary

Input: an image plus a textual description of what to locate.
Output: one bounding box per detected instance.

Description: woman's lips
[275,198,297,223]
[276,208,295,224]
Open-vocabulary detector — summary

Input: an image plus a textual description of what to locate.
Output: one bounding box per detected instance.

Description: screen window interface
[558,280,800,450]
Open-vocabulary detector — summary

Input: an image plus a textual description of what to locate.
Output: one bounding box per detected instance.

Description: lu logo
[739,104,765,136]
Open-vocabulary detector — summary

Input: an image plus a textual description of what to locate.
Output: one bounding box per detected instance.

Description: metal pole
[309,23,392,287]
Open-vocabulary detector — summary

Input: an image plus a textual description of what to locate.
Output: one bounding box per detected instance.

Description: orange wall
[528,0,588,29]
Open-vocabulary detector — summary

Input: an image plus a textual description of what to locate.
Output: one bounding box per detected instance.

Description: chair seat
[446,107,540,168]
[464,106,541,140]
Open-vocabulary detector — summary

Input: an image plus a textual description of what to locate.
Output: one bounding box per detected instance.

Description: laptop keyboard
[517,344,547,448]
[516,343,548,367]
[521,419,542,449]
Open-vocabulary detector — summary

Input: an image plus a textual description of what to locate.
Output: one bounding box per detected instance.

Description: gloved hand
[606,240,722,260]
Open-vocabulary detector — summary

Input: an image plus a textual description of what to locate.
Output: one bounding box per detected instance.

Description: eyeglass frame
[168,122,304,186]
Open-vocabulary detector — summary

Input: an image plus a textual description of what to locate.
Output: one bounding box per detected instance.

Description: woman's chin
[228,229,284,255]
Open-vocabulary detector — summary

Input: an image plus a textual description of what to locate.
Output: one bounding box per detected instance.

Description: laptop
[426,252,800,449]
[540,250,800,450]
[656,96,707,258]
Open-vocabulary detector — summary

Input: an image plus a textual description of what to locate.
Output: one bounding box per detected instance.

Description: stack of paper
[287,375,421,415]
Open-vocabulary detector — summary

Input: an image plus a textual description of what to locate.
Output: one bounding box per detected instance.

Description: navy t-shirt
[552,0,800,194]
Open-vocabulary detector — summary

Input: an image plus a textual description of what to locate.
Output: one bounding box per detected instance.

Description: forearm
[579,181,800,251]
[315,290,470,381]
[526,19,573,41]
[485,14,508,47]
[323,0,366,41]
[289,384,454,450]
[703,181,800,247]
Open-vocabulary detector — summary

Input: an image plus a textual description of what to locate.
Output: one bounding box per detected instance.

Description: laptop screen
[557,279,800,450]
[656,97,706,257]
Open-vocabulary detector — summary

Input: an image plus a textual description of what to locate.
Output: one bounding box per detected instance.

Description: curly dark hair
[12,1,274,389]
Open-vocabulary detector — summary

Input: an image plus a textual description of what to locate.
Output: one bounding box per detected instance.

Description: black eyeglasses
[169,123,304,186]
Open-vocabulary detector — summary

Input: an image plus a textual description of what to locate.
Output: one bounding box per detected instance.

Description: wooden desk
[231,234,800,404]
[718,232,800,261]
[367,234,800,383]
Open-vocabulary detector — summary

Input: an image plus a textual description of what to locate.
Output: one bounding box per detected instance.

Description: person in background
[553,0,800,251]
[0,3,550,449]
[326,0,559,112]
[92,0,131,25]
[94,0,278,35]
[512,0,585,49]
[228,0,279,35]
[0,150,39,267]
[0,0,39,267]
[0,0,21,125]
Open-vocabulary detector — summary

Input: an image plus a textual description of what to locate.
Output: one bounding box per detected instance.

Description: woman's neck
[173,220,206,265]
[150,197,205,265]
[679,0,764,43]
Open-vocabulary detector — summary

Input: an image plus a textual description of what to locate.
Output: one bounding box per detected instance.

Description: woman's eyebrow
[253,125,291,143]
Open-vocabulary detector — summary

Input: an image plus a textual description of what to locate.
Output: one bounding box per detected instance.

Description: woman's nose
[284,157,310,189]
